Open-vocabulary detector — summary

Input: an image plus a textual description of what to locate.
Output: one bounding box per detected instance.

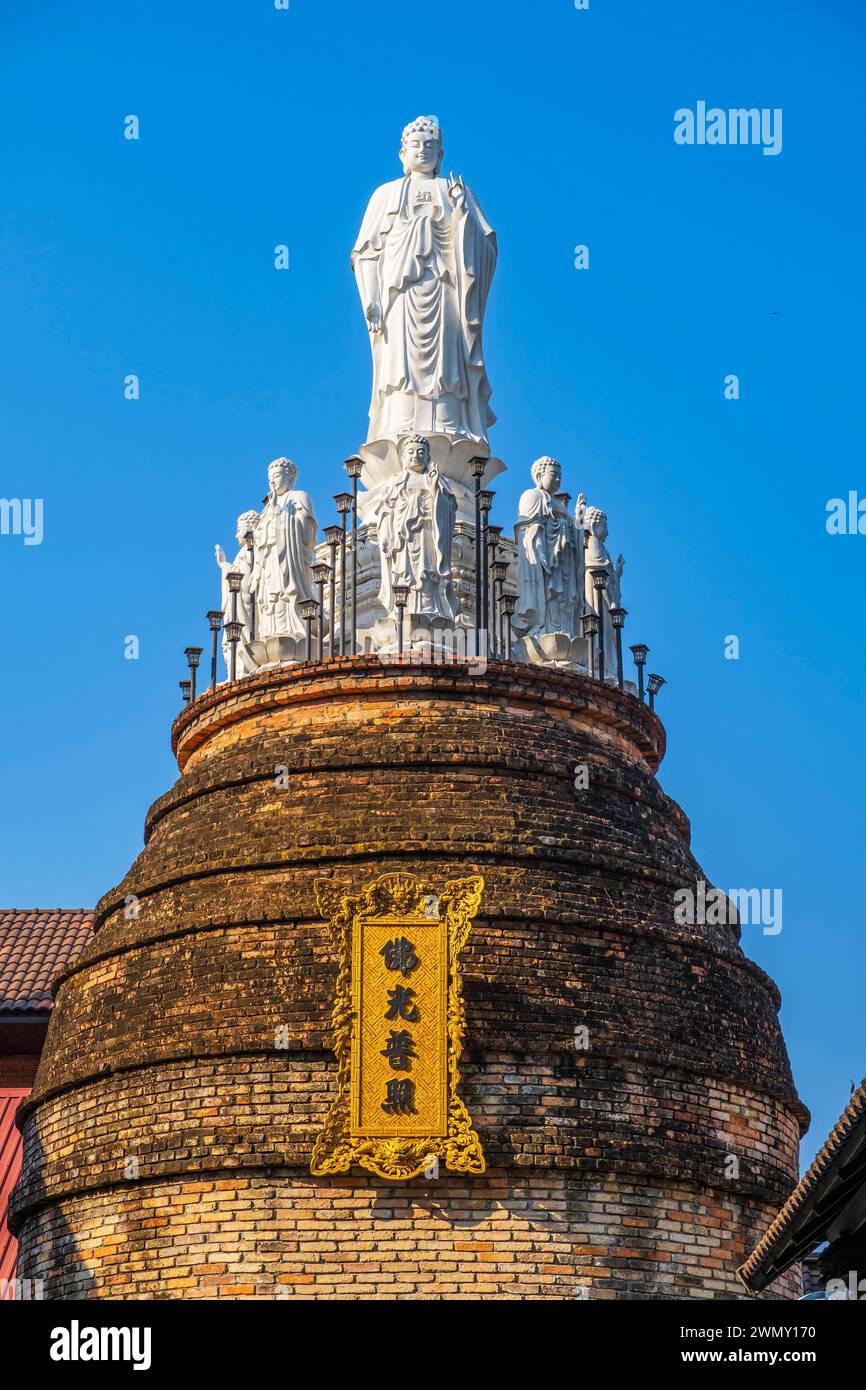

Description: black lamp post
[647,672,666,713]
[225,620,242,682]
[470,457,486,654]
[207,610,222,691]
[300,599,318,661]
[479,489,494,651]
[501,593,516,660]
[334,493,352,657]
[582,612,599,679]
[226,570,242,626]
[590,568,608,683]
[244,529,256,641]
[630,643,649,703]
[179,679,192,705]
[184,646,203,702]
[312,562,330,660]
[609,606,627,689]
[486,524,502,653]
[492,560,509,657]
[225,572,243,682]
[324,525,342,658]
[393,583,410,659]
[344,457,363,657]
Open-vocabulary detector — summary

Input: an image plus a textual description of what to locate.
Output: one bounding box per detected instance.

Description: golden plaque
[311,872,486,1181]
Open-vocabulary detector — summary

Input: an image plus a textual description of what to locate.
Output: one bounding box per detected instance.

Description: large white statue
[215,510,259,676]
[582,503,624,678]
[253,458,318,640]
[514,458,583,637]
[352,116,497,456]
[373,434,457,622]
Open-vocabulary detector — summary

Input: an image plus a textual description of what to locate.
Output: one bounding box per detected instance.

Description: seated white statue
[373,434,457,622]
[514,457,583,637]
[253,458,318,641]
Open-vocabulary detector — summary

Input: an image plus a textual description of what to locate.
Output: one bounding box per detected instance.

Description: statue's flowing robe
[219,547,254,635]
[219,546,255,674]
[375,468,457,620]
[352,176,497,444]
[515,487,583,635]
[585,532,621,673]
[253,489,316,639]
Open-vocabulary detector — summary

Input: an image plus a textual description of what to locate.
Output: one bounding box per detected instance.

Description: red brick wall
[16,1174,801,1300]
[12,661,806,1299]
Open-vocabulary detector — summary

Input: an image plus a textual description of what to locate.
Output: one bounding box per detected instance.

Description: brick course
[15,1174,802,1300]
[12,660,806,1299]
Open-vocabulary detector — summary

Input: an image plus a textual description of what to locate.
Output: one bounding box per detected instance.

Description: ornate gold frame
[311,871,486,1181]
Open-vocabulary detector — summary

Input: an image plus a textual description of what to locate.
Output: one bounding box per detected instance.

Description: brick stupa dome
[11,658,806,1298]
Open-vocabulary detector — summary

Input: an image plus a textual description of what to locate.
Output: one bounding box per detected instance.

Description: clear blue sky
[1,0,863,1167]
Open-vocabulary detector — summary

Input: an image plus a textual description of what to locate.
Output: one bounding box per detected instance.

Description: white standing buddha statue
[352,116,497,455]
[215,510,259,677]
[514,457,584,638]
[581,502,625,679]
[252,458,318,641]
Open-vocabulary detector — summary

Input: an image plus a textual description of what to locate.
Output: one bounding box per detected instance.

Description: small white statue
[514,457,583,637]
[373,434,457,621]
[253,458,318,640]
[582,504,624,677]
[215,510,259,676]
[352,116,497,450]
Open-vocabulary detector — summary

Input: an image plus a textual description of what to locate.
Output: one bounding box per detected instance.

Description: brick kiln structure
[11,659,806,1299]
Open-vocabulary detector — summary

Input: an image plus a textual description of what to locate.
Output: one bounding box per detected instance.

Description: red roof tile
[0,910,93,1013]
[739,1077,866,1291]
[1,1089,29,1294]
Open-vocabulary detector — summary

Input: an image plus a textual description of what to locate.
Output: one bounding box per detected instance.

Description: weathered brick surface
[16,1173,801,1301]
[12,661,805,1299]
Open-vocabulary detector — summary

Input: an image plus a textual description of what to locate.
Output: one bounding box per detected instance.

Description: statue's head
[584,505,608,541]
[400,116,443,176]
[236,509,259,545]
[398,433,431,473]
[530,456,561,494]
[268,457,298,494]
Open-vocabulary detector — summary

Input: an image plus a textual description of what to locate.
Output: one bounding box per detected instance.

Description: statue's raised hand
[365,300,383,334]
[215,543,227,567]
[447,172,467,214]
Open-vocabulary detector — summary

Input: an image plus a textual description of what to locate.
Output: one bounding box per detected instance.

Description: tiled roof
[739,1077,866,1292]
[0,910,93,1013]
[1,1090,29,1292]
